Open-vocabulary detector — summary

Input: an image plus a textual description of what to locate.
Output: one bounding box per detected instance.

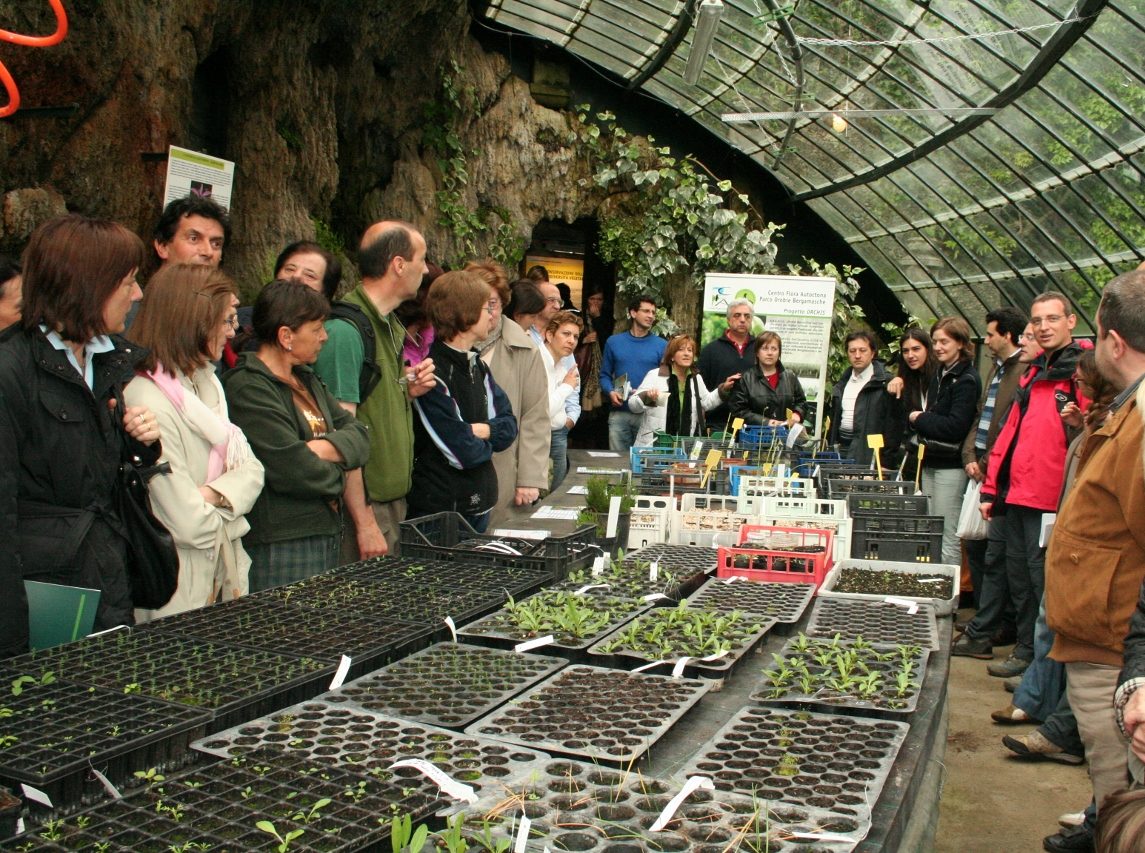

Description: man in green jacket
[313,220,435,558]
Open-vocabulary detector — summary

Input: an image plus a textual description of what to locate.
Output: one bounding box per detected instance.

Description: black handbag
[112,395,179,609]
[909,432,963,462]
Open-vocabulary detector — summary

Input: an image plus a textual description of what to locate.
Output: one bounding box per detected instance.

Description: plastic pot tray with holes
[17,628,335,732]
[465,665,711,766]
[754,635,932,718]
[0,673,209,814]
[457,589,652,657]
[454,756,864,853]
[192,701,550,802]
[687,577,816,624]
[329,555,552,599]
[4,747,447,852]
[819,559,960,616]
[552,563,689,603]
[680,705,909,821]
[806,597,941,652]
[321,642,567,729]
[587,605,776,680]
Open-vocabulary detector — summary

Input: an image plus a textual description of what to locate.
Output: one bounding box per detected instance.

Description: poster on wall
[702,273,836,439]
[163,145,236,210]
[525,255,585,307]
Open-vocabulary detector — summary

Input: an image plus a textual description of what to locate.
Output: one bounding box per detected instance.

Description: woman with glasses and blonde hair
[629,334,727,445]
[126,264,265,617]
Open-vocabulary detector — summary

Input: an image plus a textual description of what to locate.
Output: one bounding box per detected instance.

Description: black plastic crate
[846,492,930,515]
[633,467,731,496]
[399,512,597,581]
[827,478,915,497]
[849,513,945,562]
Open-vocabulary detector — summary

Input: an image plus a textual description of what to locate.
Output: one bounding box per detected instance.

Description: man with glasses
[980,292,1088,680]
[698,298,756,432]
[599,296,666,453]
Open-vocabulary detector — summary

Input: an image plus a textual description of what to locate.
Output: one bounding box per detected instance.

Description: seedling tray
[193,702,549,802]
[19,629,334,731]
[553,562,690,602]
[588,604,775,679]
[819,559,960,616]
[754,635,931,717]
[806,597,941,651]
[681,705,909,820]
[0,673,209,813]
[322,642,567,729]
[456,757,863,852]
[466,665,711,765]
[5,747,447,852]
[330,556,551,599]
[687,577,815,624]
[141,596,430,679]
[457,588,651,656]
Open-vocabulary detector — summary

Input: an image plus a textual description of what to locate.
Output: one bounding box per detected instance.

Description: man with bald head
[313,220,436,558]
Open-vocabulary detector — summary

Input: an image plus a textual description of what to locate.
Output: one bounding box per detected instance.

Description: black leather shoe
[991,625,1017,646]
[1043,824,1094,853]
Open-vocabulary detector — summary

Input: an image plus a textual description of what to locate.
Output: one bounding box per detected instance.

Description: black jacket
[698,334,755,430]
[827,359,902,466]
[913,359,982,469]
[729,363,807,425]
[0,326,157,658]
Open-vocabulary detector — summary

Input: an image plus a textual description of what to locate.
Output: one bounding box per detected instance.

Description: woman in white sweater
[125,264,264,619]
[629,334,726,446]
[540,310,582,491]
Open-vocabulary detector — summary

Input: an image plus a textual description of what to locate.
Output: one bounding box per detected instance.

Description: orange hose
[1,0,70,118]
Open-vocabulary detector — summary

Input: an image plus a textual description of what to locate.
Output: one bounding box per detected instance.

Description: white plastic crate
[669,492,758,546]
[626,494,673,550]
[736,475,816,513]
[757,514,852,564]
[818,558,961,616]
[758,495,849,520]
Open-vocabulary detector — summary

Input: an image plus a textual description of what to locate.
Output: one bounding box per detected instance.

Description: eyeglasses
[223,314,240,329]
[544,297,562,305]
[487,299,501,311]
[1030,315,1066,327]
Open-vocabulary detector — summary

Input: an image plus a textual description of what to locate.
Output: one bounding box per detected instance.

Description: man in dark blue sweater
[599,295,666,452]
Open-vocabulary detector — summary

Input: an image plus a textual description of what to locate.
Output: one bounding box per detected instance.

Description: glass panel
[805,198,864,242]
[811,194,883,237]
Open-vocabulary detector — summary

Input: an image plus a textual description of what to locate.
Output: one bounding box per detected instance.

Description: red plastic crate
[718,526,833,589]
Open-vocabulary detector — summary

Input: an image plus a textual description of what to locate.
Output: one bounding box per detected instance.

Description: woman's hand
[472,422,491,440]
[199,485,227,508]
[581,330,597,345]
[908,410,922,425]
[122,405,160,446]
[639,388,660,406]
[720,373,741,395]
[306,439,345,463]
[1060,401,1084,429]
[887,376,905,398]
[563,367,579,388]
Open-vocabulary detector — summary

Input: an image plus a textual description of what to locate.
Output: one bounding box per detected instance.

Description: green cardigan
[222,352,370,545]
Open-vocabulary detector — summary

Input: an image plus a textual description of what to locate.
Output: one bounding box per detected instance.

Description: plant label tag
[649,775,715,831]
[606,496,622,538]
[515,635,555,653]
[444,616,458,643]
[643,593,669,602]
[722,575,743,584]
[591,556,605,576]
[87,624,129,639]
[789,832,857,843]
[730,417,744,439]
[689,440,703,460]
[785,422,804,448]
[329,655,352,690]
[15,819,23,836]
[649,561,659,581]
[1040,512,1056,548]
[884,596,919,614]
[671,657,691,678]
[633,660,666,672]
[514,814,532,853]
[574,583,609,595]
[21,784,52,808]
[89,766,123,799]
[702,650,729,662]
[390,758,478,804]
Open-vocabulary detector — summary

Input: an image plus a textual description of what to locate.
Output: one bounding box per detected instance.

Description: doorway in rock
[523,217,614,451]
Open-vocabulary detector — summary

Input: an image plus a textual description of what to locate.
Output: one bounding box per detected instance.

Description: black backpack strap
[328,301,382,402]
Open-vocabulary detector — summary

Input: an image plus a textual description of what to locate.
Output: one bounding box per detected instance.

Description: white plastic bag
[957,478,989,540]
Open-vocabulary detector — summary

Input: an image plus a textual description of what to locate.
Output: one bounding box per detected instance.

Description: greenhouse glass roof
[477,0,1144,333]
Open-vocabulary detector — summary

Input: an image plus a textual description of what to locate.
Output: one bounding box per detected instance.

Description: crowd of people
[1,196,1145,851]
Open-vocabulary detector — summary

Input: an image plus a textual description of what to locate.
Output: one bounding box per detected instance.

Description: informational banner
[163,145,235,210]
[702,273,836,438]
[524,255,585,307]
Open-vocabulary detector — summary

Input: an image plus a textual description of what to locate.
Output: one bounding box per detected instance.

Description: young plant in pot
[578,475,635,548]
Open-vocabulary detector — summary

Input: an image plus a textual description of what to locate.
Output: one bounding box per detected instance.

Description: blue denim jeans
[608,410,642,454]
[550,426,570,492]
[1014,593,1068,725]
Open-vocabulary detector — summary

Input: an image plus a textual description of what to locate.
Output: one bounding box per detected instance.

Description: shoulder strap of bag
[328,301,382,403]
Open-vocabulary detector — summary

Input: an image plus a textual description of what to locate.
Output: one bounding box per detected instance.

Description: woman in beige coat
[125,264,264,619]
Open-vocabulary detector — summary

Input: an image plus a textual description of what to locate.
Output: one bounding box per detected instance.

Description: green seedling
[256,820,304,852]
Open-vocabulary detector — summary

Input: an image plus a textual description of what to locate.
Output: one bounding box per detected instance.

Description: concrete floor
[935,610,1092,853]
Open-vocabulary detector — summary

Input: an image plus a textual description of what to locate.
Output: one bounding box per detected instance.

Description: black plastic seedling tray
[588,604,775,679]
[0,672,209,813]
[805,597,940,651]
[754,635,931,717]
[681,705,909,821]
[687,577,816,624]
[18,629,334,731]
[331,555,552,599]
[3,747,446,852]
[455,757,864,852]
[322,642,567,729]
[465,665,711,765]
[193,702,548,802]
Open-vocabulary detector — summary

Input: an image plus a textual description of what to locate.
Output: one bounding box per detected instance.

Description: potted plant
[577,476,634,554]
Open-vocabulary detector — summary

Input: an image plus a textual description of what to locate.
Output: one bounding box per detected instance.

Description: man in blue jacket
[599,295,666,452]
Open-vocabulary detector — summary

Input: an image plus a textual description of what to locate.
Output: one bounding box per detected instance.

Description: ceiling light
[684,0,724,86]
[831,113,848,133]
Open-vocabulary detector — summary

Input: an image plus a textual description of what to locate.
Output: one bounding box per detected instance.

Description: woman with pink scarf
[125,264,265,619]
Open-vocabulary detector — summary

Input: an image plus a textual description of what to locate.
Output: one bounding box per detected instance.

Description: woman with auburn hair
[907,316,982,566]
[0,215,162,658]
[728,331,807,427]
[125,264,265,618]
[629,334,726,446]
[541,310,583,491]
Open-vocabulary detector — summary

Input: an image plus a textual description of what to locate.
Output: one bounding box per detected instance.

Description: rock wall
[0,1,601,296]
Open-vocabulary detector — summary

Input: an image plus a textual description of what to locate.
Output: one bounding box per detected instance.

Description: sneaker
[991,703,1037,724]
[1058,812,1086,829]
[1042,823,1094,852]
[1004,675,1022,694]
[987,654,1031,678]
[1004,731,1085,766]
[951,633,993,660]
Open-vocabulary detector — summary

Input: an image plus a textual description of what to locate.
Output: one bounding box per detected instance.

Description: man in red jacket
[980,291,1087,679]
